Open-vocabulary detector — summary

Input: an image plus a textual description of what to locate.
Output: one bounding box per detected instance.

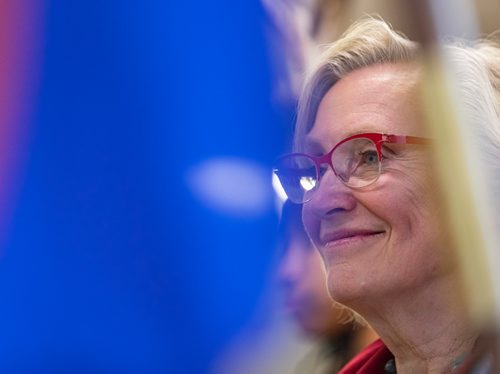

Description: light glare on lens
[300,176,316,191]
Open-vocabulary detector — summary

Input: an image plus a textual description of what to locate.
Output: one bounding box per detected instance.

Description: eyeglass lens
[275,137,381,203]
[333,138,381,188]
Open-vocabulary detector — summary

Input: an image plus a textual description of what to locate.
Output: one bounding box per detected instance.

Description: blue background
[1,1,289,372]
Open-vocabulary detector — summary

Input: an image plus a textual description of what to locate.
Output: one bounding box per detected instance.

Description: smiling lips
[320,229,385,248]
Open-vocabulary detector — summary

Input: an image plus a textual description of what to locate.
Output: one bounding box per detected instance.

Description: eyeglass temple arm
[386,134,430,145]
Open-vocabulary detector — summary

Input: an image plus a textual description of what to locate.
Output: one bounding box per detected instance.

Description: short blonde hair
[293,17,418,151]
[293,17,500,153]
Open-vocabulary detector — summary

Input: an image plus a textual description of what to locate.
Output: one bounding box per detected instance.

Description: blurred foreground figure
[279,201,376,373]
[274,17,500,373]
[210,200,376,374]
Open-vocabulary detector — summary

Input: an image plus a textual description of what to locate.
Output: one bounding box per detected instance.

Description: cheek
[379,166,441,228]
[375,174,447,276]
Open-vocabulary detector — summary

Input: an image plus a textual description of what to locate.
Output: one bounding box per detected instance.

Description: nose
[308,168,357,218]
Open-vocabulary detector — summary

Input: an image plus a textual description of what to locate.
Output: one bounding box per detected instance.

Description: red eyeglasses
[273,133,430,204]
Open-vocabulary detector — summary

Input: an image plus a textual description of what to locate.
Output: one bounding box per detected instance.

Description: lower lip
[324,232,385,251]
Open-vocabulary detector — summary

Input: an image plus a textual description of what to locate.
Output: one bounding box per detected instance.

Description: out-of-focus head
[287,17,500,309]
[278,200,352,337]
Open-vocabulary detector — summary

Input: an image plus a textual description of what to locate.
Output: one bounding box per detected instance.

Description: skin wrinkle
[363,275,474,366]
[386,170,430,240]
[381,153,431,239]
[368,272,468,343]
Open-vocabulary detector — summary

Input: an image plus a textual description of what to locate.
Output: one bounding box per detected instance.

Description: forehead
[305,64,422,150]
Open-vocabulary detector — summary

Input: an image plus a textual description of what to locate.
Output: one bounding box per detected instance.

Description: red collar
[339,339,394,374]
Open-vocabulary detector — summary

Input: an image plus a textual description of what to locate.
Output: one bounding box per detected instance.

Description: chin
[325,269,372,307]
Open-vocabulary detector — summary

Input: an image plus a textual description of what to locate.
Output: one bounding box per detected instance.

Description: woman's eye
[360,150,379,164]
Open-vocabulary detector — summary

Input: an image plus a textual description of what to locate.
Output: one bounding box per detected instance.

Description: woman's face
[302,64,451,306]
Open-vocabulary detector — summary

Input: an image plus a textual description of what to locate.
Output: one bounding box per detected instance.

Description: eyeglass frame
[274,132,430,204]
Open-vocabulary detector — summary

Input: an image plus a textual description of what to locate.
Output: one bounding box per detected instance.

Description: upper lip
[320,229,385,246]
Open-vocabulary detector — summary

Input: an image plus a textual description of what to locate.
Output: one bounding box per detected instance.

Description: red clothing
[339,339,394,374]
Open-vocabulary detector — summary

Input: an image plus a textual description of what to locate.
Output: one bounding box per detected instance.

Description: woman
[274,18,500,373]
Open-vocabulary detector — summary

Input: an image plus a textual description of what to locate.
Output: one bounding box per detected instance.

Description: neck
[351,273,477,373]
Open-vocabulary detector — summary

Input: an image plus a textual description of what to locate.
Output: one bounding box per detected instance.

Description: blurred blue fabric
[0,0,286,372]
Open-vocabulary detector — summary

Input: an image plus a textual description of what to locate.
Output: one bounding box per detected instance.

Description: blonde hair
[293,17,500,153]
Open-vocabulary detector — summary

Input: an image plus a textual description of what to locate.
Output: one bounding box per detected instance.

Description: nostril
[325,206,348,216]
